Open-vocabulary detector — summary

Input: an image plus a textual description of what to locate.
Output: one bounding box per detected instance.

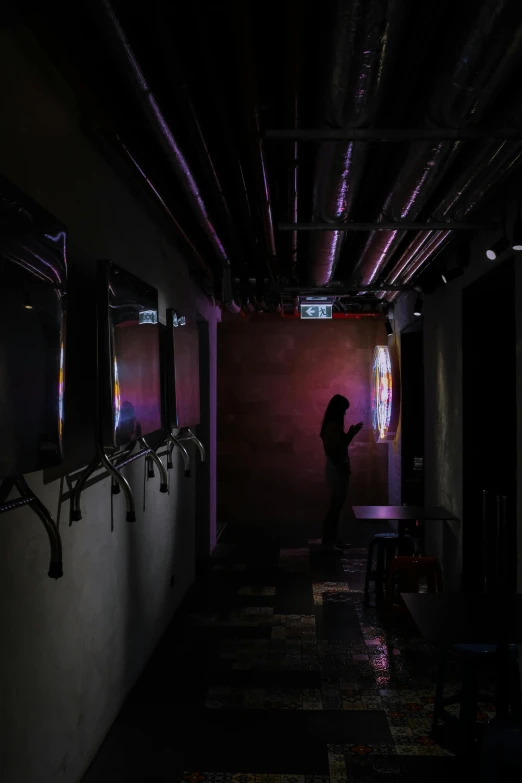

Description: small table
[401,593,522,643]
[353,505,458,541]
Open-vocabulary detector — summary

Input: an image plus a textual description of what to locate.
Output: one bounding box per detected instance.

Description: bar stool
[364,533,414,605]
[385,555,443,611]
[432,644,522,754]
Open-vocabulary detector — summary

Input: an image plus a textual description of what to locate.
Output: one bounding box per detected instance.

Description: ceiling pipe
[286,0,302,282]
[150,6,246,265]
[349,0,522,289]
[281,221,492,231]
[385,112,522,299]
[150,1,257,304]
[387,139,522,298]
[309,0,403,288]
[117,138,213,284]
[98,0,240,313]
[172,0,263,301]
[230,1,278,282]
[265,128,522,141]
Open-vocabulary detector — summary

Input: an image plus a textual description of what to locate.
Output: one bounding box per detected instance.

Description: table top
[352,505,458,521]
[401,593,522,643]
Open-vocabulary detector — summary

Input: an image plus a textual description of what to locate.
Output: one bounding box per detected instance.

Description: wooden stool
[364,533,414,605]
[385,555,443,611]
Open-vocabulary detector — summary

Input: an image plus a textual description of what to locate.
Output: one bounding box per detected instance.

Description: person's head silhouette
[320,394,350,437]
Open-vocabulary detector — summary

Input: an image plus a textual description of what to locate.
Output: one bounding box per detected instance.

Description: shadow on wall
[217,318,389,528]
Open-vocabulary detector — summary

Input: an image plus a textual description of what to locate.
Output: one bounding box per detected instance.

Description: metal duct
[231,2,278,281]
[384,104,522,297]
[99,0,240,313]
[285,0,303,282]
[309,0,401,287]
[350,0,522,288]
[383,141,522,301]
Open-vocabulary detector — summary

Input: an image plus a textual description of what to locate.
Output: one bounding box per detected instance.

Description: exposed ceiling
[15,0,522,314]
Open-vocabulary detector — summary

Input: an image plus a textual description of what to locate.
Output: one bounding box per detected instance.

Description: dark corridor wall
[217,317,389,529]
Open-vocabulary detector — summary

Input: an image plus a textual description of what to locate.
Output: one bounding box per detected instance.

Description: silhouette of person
[320,394,363,551]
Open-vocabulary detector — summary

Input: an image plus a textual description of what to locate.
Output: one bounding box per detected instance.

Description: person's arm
[344,422,364,445]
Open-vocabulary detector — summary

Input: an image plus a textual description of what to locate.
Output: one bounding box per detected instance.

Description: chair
[364,533,414,605]
[480,719,522,782]
[432,644,522,754]
[385,555,443,612]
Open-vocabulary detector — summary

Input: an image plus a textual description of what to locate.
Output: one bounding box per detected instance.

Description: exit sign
[300,304,333,319]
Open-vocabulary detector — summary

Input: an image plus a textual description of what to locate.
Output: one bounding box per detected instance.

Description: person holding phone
[320,394,363,551]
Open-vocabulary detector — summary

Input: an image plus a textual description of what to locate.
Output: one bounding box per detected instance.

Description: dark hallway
[2,1,522,781]
[81,524,490,781]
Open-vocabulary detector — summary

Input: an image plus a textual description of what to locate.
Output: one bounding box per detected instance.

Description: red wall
[217,317,389,528]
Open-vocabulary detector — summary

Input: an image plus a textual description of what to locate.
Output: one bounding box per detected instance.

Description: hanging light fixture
[413,295,423,317]
[384,317,393,336]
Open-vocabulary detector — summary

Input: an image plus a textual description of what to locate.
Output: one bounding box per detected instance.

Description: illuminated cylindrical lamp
[371,344,401,443]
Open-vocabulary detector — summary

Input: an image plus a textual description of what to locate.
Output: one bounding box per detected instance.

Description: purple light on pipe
[103,0,231,268]
[4,249,55,284]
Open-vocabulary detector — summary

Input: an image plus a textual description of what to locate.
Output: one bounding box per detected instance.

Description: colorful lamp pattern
[58,341,65,442]
[372,345,393,442]
[113,356,121,435]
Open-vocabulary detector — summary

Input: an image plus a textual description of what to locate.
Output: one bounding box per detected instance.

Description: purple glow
[104,0,230,266]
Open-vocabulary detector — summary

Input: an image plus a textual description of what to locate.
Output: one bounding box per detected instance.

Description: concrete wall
[386,291,419,507]
[0,28,218,783]
[217,316,389,533]
[420,199,522,592]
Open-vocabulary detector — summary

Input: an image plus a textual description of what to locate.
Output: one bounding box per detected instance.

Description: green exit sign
[300,304,333,319]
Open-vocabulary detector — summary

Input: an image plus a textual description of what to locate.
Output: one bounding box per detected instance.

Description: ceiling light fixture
[384,317,393,336]
[486,235,510,260]
[441,267,465,284]
[413,295,423,317]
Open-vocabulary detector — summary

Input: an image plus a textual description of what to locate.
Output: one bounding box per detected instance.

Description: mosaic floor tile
[342,703,365,712]
[303,688,323,710]
[389,727,413,740]
[327,752,347,783]
[312,583,361,605]
[394,744,420,755]
[407,717,432,731]
[345,744,396,756]
[398,690,422,704]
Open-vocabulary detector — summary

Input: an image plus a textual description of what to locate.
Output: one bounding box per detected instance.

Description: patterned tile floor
[81,524,491,782]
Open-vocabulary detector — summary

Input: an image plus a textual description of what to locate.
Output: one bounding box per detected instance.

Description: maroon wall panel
[217,318,389,528]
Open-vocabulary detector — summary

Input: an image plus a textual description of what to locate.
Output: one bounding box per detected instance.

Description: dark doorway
[462,259,517,593]
[401,331,425,506]
[195,317,212,562]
